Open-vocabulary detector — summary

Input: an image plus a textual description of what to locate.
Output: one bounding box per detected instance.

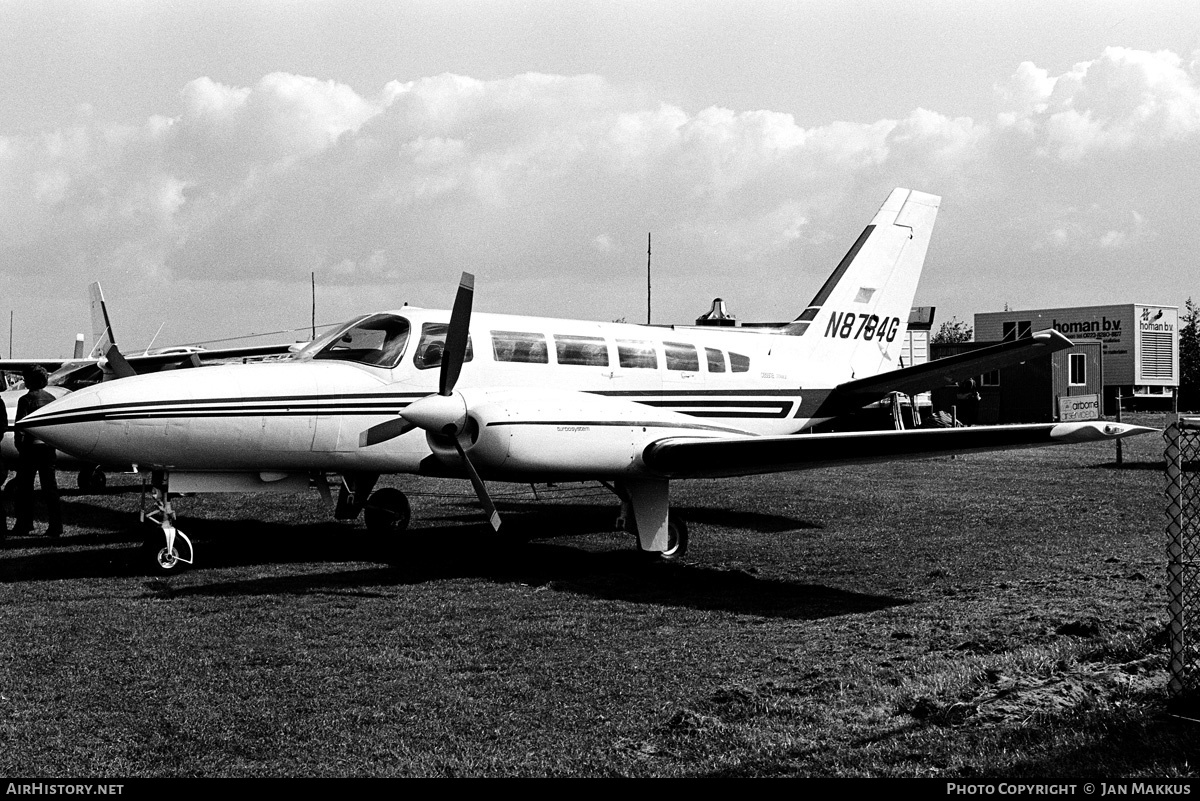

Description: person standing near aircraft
[12,366,62,538]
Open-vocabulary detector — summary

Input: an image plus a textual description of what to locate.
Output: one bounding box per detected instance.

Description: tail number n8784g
[824,312,900,342]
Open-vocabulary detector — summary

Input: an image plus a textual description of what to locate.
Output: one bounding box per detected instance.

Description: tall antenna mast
[311,272,316,340]
[646,232,651,325]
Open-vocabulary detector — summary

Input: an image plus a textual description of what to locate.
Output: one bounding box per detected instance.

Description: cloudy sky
[3,0,1200,355]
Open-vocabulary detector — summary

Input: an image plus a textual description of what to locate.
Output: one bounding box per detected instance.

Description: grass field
[1,415,1195,777]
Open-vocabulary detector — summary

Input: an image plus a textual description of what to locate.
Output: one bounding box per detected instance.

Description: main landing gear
[608,478,689,560]
[334,473,412,536]
[76,465,107,493]
[140,471,194,575]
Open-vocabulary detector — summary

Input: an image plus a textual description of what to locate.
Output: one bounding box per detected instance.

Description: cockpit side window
[414,322,474,370]
[307,314,411,368]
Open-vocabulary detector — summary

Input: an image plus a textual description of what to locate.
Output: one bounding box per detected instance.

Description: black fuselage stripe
[485,420,752,435]
[21,392,828,429]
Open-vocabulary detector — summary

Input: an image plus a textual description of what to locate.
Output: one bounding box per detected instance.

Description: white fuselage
[20,307,865,480]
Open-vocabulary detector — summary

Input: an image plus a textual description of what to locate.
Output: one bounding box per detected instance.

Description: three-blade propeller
[358,273,501,531]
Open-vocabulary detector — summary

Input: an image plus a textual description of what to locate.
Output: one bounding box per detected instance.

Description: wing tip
[1050,421,1158,443]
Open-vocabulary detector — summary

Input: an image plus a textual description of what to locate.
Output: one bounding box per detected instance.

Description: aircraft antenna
[646,232,651,325]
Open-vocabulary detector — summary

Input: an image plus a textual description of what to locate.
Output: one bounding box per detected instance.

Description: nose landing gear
[140,472,194,574]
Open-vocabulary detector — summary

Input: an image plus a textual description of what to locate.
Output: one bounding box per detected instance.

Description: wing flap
[641,421,1155,479]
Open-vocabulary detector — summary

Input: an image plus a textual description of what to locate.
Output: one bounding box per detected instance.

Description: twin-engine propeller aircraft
[1,282,295,490]
[18,189,1153,572]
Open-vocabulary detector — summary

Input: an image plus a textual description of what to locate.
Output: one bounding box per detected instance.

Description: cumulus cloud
[2,49,1200,334]
[995,47,1200,159]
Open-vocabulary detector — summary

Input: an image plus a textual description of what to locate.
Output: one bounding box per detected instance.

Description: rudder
[784,188,940,382]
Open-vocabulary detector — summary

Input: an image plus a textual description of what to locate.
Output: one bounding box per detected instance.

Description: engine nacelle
[443,388,735,479]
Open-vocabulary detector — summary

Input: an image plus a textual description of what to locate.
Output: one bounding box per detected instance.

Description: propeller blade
[104,344,137,380]
[358,417,417,448]
[439,272,474,396]
[453,437,501,532]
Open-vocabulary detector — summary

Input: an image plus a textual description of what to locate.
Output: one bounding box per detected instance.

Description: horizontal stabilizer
[642,421,1156,480]
[831,329,1073,408]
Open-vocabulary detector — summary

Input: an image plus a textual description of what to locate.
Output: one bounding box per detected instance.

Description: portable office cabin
[930,339,1104,424]
[974,304,1178,409]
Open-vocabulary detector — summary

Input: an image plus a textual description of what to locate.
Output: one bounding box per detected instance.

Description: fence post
[1116,392,1124,466]
[1166,421,1186,696]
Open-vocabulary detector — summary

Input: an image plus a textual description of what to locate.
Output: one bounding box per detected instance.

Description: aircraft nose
[18,384,105,459]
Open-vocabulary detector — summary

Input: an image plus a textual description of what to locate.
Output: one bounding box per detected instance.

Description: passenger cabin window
[617,340,657,369]
[554,334,609,366]
[413,322,474,370]
[705,347,726,373]
[664,342,699,372]
[492,331,549,364]
[307,314,411,368]
[729,352,750,373]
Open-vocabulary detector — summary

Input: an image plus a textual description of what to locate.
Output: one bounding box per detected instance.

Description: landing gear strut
[334,472,379,520]
[140,471,194,574]
[607,478,690,560]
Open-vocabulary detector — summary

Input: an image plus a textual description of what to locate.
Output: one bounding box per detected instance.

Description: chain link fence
[1166,416,1200,696]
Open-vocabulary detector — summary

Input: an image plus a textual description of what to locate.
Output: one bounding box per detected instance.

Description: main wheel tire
[77,467,107,492]
[363,488,412,536]
[660,516,689,560]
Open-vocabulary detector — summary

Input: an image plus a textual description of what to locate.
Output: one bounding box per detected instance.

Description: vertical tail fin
[784,188,940,381]
[72,334,85,360]
[88,282,116,360]
[87,281,136,379]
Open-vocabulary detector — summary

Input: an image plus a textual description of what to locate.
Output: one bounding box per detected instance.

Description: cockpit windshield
[296,314,411,368]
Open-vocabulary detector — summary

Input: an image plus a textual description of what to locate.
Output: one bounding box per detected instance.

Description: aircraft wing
[828,329,1073,410]
[121,343,296,370]
[641,421,1154,479]
[0,344,294,388]
[0,358,79,374]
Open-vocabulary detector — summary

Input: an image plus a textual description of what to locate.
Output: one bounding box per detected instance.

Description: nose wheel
[140,473,194,574]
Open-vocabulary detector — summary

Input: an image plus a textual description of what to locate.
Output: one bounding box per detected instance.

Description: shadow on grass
[0,509,906,619]
[428,499,822,536]
[3,493,877,618]
[165,535,910,620]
